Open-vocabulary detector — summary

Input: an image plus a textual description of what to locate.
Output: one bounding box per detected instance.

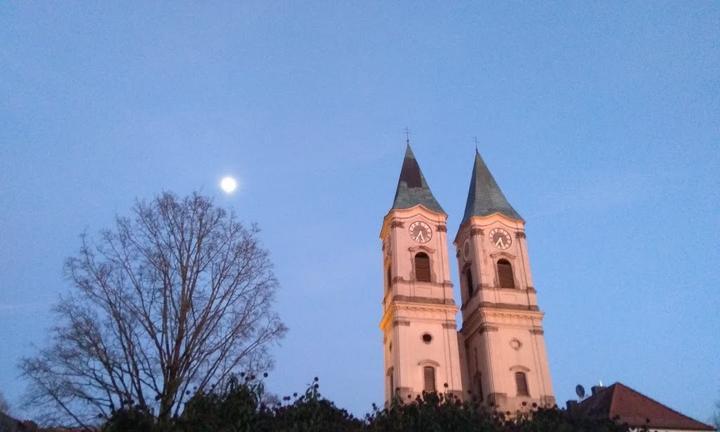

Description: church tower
[380,145,463,404]
[454,151,555,412]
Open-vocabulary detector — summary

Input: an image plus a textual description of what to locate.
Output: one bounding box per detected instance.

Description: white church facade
[379,145,555,413]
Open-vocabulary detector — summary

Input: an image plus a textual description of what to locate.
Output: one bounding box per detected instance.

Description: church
[379,144,555,413]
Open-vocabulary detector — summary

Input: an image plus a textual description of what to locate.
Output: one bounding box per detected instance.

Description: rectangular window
[497,260,515,288]
[415,254,431,282]
[423,366,436,393]
[515,372,529,396]
[475,372,484,402]
[388,368,394,399]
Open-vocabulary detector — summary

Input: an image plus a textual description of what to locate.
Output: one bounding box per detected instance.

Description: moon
[220,176,238,194]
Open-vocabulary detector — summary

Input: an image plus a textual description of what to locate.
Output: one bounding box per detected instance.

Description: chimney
[591,385,604,396]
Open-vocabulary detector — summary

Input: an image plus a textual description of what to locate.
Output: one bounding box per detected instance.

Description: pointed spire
[391,144,445,214]
[461,150,522,224]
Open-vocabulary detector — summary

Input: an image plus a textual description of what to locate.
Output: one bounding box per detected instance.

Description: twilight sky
[1,1,718,423]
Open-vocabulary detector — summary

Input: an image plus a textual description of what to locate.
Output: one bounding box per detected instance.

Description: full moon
[220,176,238,194]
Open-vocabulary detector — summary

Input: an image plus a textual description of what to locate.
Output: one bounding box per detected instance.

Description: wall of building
[380,206,463,403]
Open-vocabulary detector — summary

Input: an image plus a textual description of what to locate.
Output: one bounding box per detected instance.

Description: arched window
[497,259,515,288]
[423,366,436,393]
[515,371,529,396]
[415,253,431,282]
[465,267,474,298]
[386,267,392,291]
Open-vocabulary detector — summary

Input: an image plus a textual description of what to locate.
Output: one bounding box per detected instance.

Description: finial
[473,136,479,153]
[404,127,411,145]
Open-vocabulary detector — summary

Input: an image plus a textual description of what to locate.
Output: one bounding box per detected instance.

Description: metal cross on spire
[473,136,479,152]
[404,127,411,145]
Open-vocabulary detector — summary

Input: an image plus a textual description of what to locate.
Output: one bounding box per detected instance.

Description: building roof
[391,144,445,214]
[461,150,522,224]
[575,382,715,431]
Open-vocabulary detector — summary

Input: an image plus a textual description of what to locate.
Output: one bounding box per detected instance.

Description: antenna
[575,384,586,400]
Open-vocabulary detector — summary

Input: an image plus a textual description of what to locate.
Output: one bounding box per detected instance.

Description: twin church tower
[379,144,555,413]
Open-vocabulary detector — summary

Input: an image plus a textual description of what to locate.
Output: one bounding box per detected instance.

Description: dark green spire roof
[461,150,522,223]
[391,145,445,214]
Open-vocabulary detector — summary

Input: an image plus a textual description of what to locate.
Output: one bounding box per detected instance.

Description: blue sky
[1,1,718,423]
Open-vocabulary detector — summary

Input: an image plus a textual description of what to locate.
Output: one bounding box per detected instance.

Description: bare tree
[21,192,286,427]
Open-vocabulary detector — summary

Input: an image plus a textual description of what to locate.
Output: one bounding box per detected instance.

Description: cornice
[479,302,541,312]
[391,220,405,229]
[453,215,525,243]
[392,295,455,306]
[462,300,540,313]
[392,302,459,315]
[408,245,435,254]
[489,251,516,260]
[380,207,449,238]
[482,309,545,321]
[460,304,545,334]
[389,277,453,288]
[479,324,499,334]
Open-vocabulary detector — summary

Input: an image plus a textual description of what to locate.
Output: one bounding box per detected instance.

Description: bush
[258,377,363,432]
[176,374,264,432]
[101,376,632,432]
[102,405,156,432]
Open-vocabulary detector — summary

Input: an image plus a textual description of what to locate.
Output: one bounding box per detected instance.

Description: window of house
[497,259,515,288]
[515,371,529,396]
[415,253,431,282]
[423,366,436,393]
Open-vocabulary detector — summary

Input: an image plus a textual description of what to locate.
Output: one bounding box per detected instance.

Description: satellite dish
[575,384,586,399]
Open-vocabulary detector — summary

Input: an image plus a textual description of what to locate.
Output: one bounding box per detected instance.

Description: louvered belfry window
[415,253,431,282]
[423,366,436,393]
[515,372,529,396]
[497,259,515,288]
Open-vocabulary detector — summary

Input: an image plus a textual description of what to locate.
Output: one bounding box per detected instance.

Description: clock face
[489,228,512,250]
[408,221,432,243]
